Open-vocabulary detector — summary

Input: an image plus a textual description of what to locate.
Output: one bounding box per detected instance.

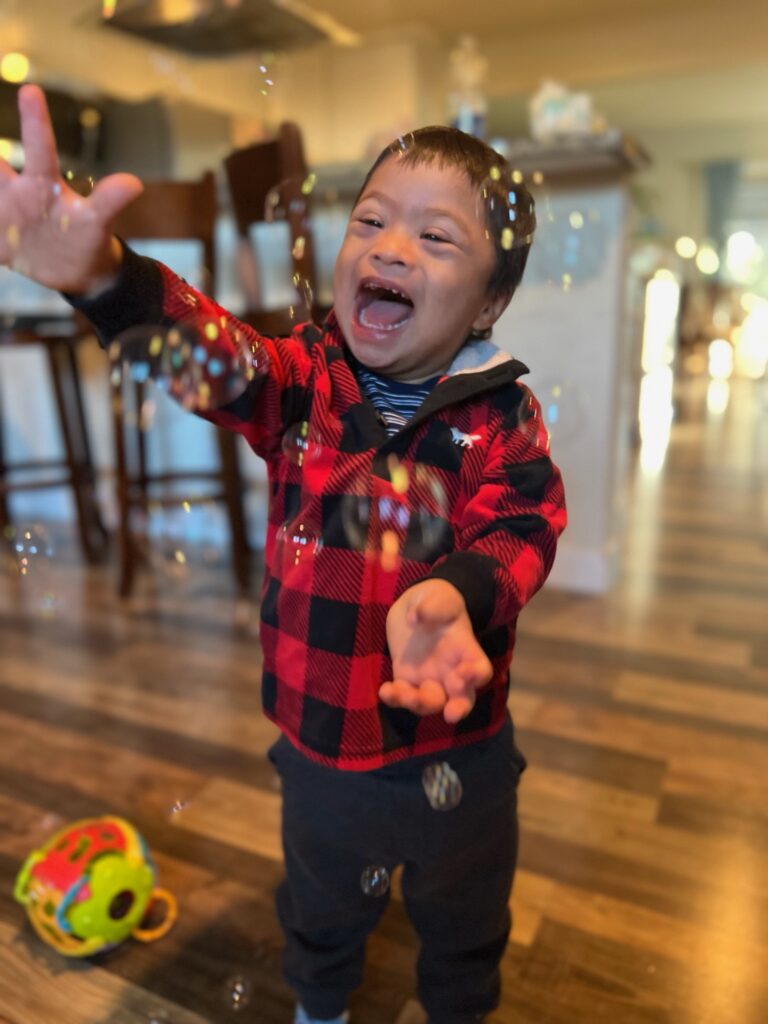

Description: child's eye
[358,216,383,228]
[422,232,450,244]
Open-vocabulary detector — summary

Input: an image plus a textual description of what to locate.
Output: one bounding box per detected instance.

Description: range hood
[99,0,358,55]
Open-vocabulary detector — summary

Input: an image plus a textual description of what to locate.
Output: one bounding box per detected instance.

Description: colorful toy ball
[14,815,176,957]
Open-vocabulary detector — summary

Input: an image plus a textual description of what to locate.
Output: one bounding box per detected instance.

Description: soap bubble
[109,319,269,415]
[360,865,390,898]
[422,762,463,811]
[533,379,586,447]
[264,178,315,321]
[476,169,537,254]
[139,500,227,584]
[533,205,608,287]
[275,516,323,574]
[281,420,321,466]
[3,523,53,579]
[2,524,57,615]
[341,458,450,572]
[225,974,253,1012]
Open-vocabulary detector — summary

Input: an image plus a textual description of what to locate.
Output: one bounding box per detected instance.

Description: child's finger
[89,173,145,224]
[18,85,60,180]
[379,679,446,716]
[457,655,493,688]
[443,694,475,723]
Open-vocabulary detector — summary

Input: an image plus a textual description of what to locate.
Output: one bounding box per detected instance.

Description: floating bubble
[341,458,450,570]
[360,865,390,898]
[290,271,314,319]
[536,380,585,445]
[281,420,321,466]
[3,524,53,578]
[225,975,253,1012]
[422,762,463,811]
[476,170,536,252]
[169,800,189,816]
[137,500,227,584]
[275,517,322,573]
[109,320,269,414]
[2,524,57,616]
[530,203,607,287]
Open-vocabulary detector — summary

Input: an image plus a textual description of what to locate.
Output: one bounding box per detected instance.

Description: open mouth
[354,279,415,333]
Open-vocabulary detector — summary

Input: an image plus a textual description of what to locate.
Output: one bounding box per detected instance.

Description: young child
[1,85,566,1024]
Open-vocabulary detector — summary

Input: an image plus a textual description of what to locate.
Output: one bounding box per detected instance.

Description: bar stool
[223,122,327,333]
[0,310,109,565]
[110,171,251,598]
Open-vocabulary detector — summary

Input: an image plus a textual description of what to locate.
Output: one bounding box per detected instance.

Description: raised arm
[0,84,143,296]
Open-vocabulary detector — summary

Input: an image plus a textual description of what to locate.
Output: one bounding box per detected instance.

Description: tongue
[362,298,412,329]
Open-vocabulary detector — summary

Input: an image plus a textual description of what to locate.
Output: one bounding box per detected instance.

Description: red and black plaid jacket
[73,247,567,770]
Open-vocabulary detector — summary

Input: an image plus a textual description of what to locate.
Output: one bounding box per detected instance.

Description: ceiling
[1,0,767,168]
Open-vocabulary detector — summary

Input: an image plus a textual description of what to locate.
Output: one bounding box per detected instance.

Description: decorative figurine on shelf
[14,815,177,957]
[448,35,489,139]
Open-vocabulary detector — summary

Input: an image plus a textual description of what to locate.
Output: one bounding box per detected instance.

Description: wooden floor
[0,374,766,1024]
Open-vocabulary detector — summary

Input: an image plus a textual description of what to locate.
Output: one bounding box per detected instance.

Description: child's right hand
[0,84,144,296]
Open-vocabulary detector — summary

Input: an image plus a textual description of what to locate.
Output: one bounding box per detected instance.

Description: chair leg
[215,429,251,597]
[112,382,136,598]
[45,339,109,565]
[0,387,11,539]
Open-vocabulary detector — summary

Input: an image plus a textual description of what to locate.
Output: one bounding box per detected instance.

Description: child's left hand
[380,579,493,723]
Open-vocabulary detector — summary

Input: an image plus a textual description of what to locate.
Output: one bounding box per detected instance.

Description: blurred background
[0,2,766,1023]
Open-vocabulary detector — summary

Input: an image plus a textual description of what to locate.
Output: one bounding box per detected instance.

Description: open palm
[0,84,143,294]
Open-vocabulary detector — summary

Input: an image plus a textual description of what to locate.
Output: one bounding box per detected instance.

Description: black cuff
[428,551,498,634]
[62,241,165,348]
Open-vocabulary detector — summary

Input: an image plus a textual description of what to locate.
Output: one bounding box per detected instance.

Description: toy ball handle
[131,888,177,943]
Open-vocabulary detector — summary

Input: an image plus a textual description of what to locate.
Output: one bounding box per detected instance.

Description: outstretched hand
[0,84,143,295]
[380,578,492,723]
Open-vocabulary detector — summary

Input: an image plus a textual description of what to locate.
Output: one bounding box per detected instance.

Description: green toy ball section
[14,815,177,958]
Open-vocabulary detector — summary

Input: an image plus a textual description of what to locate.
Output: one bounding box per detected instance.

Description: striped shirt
[356,365,441,436]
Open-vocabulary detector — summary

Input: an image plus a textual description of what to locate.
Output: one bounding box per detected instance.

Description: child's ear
[471,289,513,334]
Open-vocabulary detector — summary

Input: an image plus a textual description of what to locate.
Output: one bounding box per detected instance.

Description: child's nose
[371,229,412,266]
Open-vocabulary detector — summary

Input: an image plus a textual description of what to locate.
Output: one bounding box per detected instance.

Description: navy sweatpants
[268,716,525,1024]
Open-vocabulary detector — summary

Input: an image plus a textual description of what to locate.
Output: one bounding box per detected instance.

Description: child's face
[332,157,510,382]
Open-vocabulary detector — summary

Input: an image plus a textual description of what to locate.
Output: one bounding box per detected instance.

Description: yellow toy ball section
[14,815,177,957]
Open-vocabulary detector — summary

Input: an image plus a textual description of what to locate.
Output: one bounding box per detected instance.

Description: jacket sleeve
[427,386,567,634]
[66,242,316,461]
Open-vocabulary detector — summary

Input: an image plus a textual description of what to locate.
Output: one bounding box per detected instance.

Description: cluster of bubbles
[263,171,320,322]
[340,456,450,573]
[359,761,464,897]
[108,319,269,417]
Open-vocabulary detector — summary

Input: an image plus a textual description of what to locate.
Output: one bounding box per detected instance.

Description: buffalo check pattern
[72,246,567,770]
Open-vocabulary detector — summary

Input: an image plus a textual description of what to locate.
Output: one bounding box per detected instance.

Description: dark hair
[356,126,536,309]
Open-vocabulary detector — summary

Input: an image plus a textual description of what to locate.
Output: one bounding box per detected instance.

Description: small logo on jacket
[450,427,482,448]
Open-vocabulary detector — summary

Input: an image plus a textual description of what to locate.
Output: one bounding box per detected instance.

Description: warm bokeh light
[708,338,734,380]
[0,52,30,84]
[706,379,730,414]
[695,245,720,275]
[674,235,697,259]
[638,368,674,473]
[0,137,23,167]
[725,230,763,284]
[641,270,680,374]
[735,298,768,379]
